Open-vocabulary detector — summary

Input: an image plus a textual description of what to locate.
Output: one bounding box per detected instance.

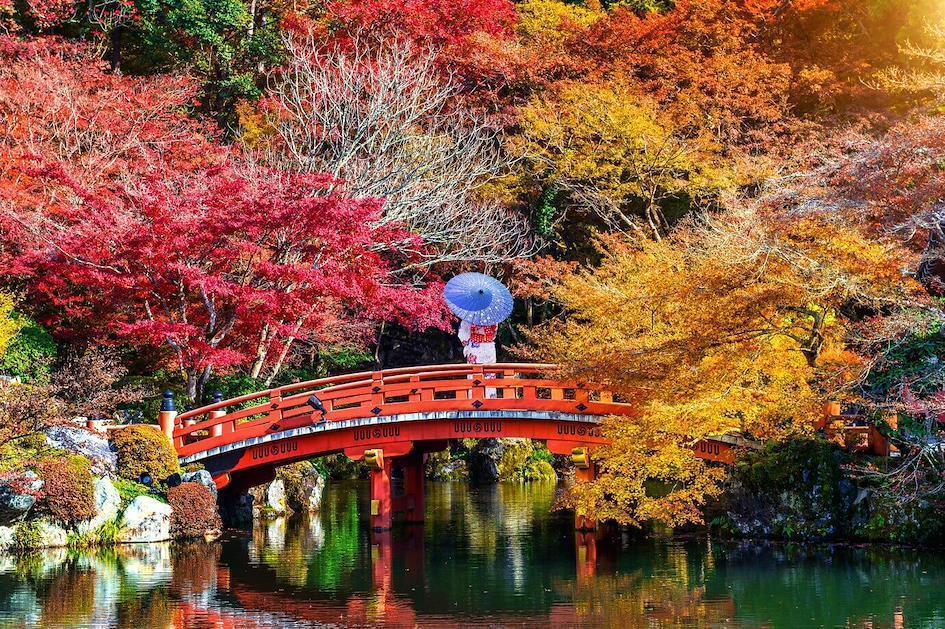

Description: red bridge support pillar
[403,453,425,524]
[576,531,597,582]
[370,454,393,531]
[572,447,597,532]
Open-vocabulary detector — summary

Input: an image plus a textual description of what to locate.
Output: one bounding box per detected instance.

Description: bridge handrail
[170,362,638,457]
[175,362,558,423]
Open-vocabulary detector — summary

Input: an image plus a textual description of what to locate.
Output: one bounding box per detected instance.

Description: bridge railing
[171,363,635,458]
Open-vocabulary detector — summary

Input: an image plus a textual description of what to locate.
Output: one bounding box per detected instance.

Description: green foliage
[865,308,945,399]
[110,426,181,484]
[123,0,285,125]
[737,438,845,494]
[425,449,468,481]
[609,0,674,13]
[202,373,266,407]
[38,455,97,527]
[0,433,61,474]
[727,438,852,540]
[68,519,123,549]
[1,314,56,383]
[270,347,375,388]
[534,185,559,239]
[113,478,156,508]
[167,482,221,538]
[857,496,945,544]
[312,453,367,480]
[12,521,43,551]
[498,440,558,482]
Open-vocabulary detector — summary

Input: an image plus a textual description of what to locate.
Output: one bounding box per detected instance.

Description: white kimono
[458,320,497,365]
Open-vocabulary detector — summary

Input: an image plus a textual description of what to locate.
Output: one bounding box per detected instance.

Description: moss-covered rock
[276,462,325,513]
[713,438,855,541]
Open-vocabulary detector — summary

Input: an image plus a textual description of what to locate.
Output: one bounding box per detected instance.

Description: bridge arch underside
[187,410,608,494]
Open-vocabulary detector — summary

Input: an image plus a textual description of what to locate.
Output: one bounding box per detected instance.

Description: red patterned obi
[469,325,498,344]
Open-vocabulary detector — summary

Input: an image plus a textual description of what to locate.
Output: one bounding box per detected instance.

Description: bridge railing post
[210,391,226,438]
[408,375,421,404]
[158,391,178,443]
[269,390,283,426]
[469,365,485,401]
[575,386,590,408]
[371,371,384,412]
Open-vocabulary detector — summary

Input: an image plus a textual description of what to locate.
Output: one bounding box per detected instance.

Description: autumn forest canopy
[3,0,945,527]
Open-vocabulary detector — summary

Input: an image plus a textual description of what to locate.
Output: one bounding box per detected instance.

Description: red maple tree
[2,163,448,399]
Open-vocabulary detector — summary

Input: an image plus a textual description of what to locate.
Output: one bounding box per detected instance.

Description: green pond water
[1,480,944,627]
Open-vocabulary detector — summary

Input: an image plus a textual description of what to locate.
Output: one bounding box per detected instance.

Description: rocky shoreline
[0,425,225,552]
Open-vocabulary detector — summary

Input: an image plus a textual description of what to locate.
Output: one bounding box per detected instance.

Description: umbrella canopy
[443,273,514,326]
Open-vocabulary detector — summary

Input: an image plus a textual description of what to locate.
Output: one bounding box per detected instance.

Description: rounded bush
[39,456,96,526]
[167,483,221,538]
[110,425,181,484]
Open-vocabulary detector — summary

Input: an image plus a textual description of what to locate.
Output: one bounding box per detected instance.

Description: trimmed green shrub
[167,483,221,538]
[38,456,96,527]
[110,425,181,484]
[1,315,56,383]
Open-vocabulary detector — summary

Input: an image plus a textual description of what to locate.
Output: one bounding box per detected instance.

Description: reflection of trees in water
[0,545,183,628]
[554,541,735,628]
[252,484,364,592]
[426,481,557,558]
[714,542,945,627]
[4,487,945,628]
[170,542,220,598]
[36,560,97,627]
[554,571,735,628]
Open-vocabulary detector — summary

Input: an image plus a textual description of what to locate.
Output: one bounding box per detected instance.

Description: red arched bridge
[160,363,741,530]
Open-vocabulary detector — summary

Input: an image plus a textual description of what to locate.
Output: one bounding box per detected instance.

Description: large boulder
[45,426,117,476]
[468,439,503,484]
[0,525,13,551]
[278,463,325,513]
[181,470,217,498]
[119,496,172,543]
[251,479,290,517]
[36,519,69,547]
[266,479,289,515]
[77,477,121,535]
[0,471,43,525]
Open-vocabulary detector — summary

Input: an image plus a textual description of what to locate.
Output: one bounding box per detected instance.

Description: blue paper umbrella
[443,273,514,326]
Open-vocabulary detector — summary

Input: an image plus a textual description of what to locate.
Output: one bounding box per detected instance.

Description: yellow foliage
[517,0,602,47]
[0,293,24,358]
[529,206,922,526]
[518,81,739,237]
[236,101,276,149]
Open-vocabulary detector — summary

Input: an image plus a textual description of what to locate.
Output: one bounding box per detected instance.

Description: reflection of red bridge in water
[174,530,739,627]
[161,363,743,530]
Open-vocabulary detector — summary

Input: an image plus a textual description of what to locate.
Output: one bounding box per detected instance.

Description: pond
[1,480,944,627]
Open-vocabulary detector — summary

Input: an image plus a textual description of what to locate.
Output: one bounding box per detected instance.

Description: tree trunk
[250,324,271,379]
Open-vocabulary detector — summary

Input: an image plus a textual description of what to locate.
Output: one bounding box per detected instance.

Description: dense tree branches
[261,34,533,266]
